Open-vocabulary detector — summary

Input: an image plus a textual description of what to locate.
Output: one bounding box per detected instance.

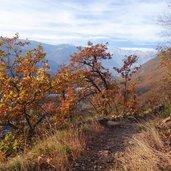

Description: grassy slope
[133,56,166,105]
[0,123,102,171]
[114,120,171,171]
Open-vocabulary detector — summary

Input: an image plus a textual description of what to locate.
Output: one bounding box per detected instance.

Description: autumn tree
[0,34,53,142]
[52,65,79,119]
[114,55,140,113]
[159,47,171,103]
[159,1,171,95]
[69,42,119,115]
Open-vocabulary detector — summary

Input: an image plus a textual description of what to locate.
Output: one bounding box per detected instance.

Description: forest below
[0,34,171,171]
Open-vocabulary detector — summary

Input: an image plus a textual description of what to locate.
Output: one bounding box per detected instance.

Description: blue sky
[0,0,167,48]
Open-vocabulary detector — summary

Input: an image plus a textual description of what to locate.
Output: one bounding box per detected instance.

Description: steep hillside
[133,56,166,105]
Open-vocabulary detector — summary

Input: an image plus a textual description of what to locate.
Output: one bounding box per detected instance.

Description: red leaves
[71,42,111,66]
[63,42,118,115]
[114,55,139,76]
[113,55,140,113]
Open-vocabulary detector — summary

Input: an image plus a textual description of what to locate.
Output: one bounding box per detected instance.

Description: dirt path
[71,122,139,171]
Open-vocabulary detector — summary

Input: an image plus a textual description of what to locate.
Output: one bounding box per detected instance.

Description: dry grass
[114,122,171,171]
[133,56,166,106]
[0,122,102,171]
[0,129,84,170]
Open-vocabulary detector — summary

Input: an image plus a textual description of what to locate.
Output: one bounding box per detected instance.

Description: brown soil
[71,122,139,171]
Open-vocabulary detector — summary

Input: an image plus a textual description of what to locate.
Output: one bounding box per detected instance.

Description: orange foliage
[0,36,141,149]
[0,34,52,140]
[159,47,171,103]
[67,42,119,115]
[114,55,140,113]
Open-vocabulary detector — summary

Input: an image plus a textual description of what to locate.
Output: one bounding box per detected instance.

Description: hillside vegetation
[0,35,170,171]
[133,56,166,106]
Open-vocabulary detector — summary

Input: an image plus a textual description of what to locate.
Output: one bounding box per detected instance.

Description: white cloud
[0,0,168,47]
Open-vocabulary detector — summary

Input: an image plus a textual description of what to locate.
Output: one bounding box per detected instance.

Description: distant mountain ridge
[7,40,157,74]
[22,41,77,74]
[109,48,156,66]
[45,43,156,73]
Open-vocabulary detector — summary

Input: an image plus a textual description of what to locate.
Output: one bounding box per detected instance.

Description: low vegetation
[0,122,103,171]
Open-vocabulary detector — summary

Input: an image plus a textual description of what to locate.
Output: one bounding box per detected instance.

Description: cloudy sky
[0,0,168,48]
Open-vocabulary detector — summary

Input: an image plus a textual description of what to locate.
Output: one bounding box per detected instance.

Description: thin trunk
[23,107,33,131]
[89,100,99,114]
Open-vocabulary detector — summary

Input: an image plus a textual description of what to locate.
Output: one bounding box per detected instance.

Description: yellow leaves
[0,39,4,46]
[0,71,4,78]
[36,69,47,81]
[7,45,12,50]
[9,90,14,96]
[25,50,31,57]
[37,44,43,50]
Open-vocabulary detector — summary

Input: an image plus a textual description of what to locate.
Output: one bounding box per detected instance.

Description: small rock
[99,150,109,157]
[106,121,123,127]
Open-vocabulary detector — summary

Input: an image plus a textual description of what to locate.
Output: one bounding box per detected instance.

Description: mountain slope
[34,42,157,74]
[110,48,156,66]
[28,41,77,74]
[133,56,166,105]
